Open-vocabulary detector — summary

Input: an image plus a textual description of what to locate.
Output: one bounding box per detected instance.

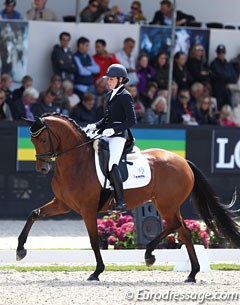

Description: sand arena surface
[0,269,239,305]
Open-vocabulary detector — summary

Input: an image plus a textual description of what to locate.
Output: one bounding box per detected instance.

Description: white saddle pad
[94,150,151,190]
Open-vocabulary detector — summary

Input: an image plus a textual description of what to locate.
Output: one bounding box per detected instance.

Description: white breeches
[103,136,126,171]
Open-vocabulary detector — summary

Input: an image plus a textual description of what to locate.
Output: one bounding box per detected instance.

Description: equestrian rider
[87,64,137,212]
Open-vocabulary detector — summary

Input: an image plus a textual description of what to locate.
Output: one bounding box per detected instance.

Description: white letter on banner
[216,138,234,168]
[234,141,240,168]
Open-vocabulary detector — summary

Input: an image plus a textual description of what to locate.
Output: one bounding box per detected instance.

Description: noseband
[31,119,99,164]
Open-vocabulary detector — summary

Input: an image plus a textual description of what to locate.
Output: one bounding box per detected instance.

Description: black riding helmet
[103,64,129,84]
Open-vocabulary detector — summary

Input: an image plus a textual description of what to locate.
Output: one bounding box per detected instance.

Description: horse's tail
[187,160,240,247]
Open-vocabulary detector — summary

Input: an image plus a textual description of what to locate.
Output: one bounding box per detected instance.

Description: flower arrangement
[97,212,135,249]
[161,219,232,249]
[97,215,232,250]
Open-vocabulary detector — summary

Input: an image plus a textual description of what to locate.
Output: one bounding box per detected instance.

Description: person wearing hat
[86,64,137,212]
[210,44,238,110]
[0,0,22,19]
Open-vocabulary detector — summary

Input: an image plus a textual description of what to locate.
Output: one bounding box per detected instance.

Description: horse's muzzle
[37,162,52,175]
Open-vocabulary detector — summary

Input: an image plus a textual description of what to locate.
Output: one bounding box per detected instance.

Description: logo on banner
[212,130,240,173]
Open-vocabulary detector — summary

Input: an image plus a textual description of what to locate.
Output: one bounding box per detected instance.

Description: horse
[17,113,240,282]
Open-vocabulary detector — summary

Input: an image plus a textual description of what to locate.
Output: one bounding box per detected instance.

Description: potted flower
[97,212,135,249]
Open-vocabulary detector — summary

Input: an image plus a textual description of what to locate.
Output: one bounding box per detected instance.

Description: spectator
[97,0,111,18]
[62,80,80,111]
[80,0,100,23]
[71,92,97,126]
[153,51,169,90]
[140,81,158,109]
[116,37,139,85]
[195,95,217,125]
[32,87,57,117]
[173,51,193,90]
[136,53,155,95]
[74,37,100,99]
[1,73,13,105]
[12,75,33,101]
[51,32,77,82]
[103,5,125,23]
[150,0,195,26]
[48,74,70,115]
[125,1,146,24]
[127,84,145,122]
[171,87,197,125]
[218,104,238,127]
[26,0,58,21]
[88,77,108,106]
[190,82,205,105]
[210,44,238,110]
[0,0,22,20]
[93,39,119,82]
[0,89,12,120]
[12,87,39,120]
[142,95,167,125]
[187,43,211,85]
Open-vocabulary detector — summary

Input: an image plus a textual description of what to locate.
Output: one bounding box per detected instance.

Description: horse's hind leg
[16,197,70,261]
[176,222,200,283]
[145,212,181,266]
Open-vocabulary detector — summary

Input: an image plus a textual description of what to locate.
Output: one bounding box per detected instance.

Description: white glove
[86,124,96,132]
[102,128,115,137]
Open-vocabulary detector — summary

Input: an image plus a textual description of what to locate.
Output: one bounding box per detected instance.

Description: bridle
[32,119,99,164]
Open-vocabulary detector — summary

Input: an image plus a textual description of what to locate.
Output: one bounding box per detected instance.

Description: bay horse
[17,113,240,282]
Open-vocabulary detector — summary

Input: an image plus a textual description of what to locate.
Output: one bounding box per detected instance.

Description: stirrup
[114,202,127,213]
[108,202,127,214]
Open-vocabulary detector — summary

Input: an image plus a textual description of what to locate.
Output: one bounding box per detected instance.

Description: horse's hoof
[184,276,196,283]
[16,249,27,261]
[145,255,156,267]
[87,273,99,281]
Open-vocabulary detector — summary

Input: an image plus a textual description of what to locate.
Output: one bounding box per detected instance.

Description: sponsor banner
[132,129,186,158]
[212,129,240,173]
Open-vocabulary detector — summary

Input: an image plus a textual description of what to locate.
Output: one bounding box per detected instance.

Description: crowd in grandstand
[0,0,240,127]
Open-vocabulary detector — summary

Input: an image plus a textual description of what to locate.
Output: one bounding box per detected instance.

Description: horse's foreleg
[176,223,200,283]
[83,213,105,281]
[16,197,70,261]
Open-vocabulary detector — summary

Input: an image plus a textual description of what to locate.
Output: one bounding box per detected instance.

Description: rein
[33,120,100,164]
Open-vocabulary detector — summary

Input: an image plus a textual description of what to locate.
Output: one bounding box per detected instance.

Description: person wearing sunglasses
[80,0,100,23]
[187,43,211,86]
[125,1,146,24]
[171,87,197,125]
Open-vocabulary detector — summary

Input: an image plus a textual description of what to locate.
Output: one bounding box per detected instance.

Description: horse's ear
[35,116,44,126]
[22,117,35,127]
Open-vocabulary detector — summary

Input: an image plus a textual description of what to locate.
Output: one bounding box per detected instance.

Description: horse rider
[87,63,137,212]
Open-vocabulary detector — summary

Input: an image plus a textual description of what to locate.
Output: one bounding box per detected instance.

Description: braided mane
[41,112,90,140]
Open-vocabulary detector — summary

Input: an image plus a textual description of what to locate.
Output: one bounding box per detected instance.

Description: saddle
[95,135,135,183]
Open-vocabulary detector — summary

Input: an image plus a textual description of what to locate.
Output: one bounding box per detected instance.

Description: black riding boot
[108,164,126,212]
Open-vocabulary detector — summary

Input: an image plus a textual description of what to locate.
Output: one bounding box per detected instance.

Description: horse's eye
[40,138,47,144]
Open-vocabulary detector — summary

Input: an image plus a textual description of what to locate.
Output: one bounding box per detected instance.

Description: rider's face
[107,77,118,90]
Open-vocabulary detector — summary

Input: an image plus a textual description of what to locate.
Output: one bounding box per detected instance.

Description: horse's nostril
[41,168,48,174]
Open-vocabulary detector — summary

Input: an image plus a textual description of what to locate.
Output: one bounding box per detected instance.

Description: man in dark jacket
[150,0,195,26]
[210,44,238,110]
[51,32,77,81]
